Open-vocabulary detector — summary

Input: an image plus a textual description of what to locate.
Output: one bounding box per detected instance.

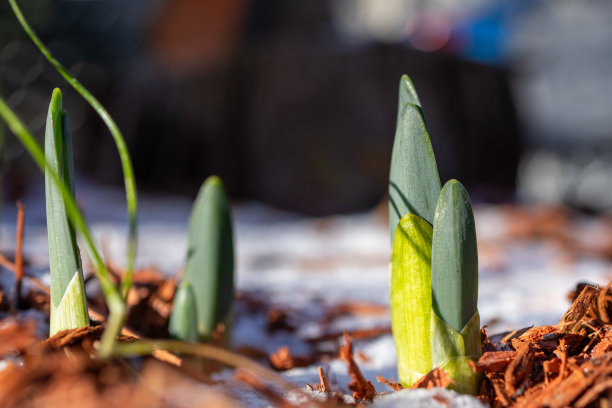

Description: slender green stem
[113,340,297,391]
[114,340,331,407]
[8,0,137,302]
[0,98,124,356]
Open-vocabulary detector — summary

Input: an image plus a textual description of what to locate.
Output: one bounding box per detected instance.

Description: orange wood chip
[410,368,451,390]
[269,346,314,371]
[339,331,376,401]
[376,375,403,391]
[473,351,518,373]
[504,342,536,396]
[559,285,599,333]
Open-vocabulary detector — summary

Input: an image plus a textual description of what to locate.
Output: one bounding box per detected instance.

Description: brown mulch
[0,320,231,408]
[376,375,403,392]
[2,271,611,408]
[0,274,610,408]
[3,204,612,406]
[472,282,612,407]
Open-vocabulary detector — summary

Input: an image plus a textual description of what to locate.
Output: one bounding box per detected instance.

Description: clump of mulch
[2,273,611,408]
[0,321,238,408]
[472,282,612,407]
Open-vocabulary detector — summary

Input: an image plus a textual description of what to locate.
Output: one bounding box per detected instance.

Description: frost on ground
[1,180,611,406]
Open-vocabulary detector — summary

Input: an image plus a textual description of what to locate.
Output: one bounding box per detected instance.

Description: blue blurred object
[452,0,535,65]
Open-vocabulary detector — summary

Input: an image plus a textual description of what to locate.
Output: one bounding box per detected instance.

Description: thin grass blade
[431,179,478,332]
[45,88,89,335]
[8,0,138,302]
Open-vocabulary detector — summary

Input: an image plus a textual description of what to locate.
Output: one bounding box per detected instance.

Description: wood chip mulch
[473,282,612,407]
[1,203,611,407]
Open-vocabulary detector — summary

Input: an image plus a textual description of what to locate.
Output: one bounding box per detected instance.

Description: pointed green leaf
[45,88,89,335]
[397,74,421,123]
[431,179,478,332]
[169,281,199,342]
[184,176,234,342]
[389,77,441,241]
[390,214,433,386]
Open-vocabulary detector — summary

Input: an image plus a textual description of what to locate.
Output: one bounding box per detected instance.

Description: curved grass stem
[113,340,298,391]
[8,0,137,302]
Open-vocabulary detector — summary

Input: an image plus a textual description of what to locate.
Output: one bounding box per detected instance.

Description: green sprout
[45,88,89,335]
[389,75,482,394]
[2,0,137,356]
[389,75,441,241]
[169,176,235,343]
[2,1,251,373]
[0,91,123,356]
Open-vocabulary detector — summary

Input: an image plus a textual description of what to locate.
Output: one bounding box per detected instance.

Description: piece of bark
[542,358,562,379]
[482,325,499,352]
[516,353,612,408]
[574,378,612,408]
[514,326,558,346]
[596,282,611,324]
[269,346,314,371]
[536,332,585,355]
[339,331,376,401]
[473,351,518,373]
[559,285,599,333]
[410,368,451,390]
[318,366,331,394]
[505,342,536,396]
[376,375,403,391]
[487,372,512,407]
[591,329,612,357]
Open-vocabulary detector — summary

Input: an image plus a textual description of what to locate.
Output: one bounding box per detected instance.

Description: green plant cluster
[389,75,482,394]
[0,0,235,357]
[1,1,481,396]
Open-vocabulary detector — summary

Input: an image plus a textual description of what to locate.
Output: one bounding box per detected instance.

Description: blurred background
[1,0,611,215]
